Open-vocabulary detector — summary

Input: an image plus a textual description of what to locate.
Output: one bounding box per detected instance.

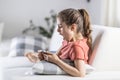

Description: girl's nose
[57,27,63,35]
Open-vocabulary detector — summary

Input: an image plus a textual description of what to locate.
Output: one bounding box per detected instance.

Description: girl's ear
[70,24,77,31]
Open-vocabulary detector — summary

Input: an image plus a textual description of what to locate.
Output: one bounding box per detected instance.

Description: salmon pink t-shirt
[58,39,89,63]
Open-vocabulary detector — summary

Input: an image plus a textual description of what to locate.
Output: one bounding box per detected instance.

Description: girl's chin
[63,37,65,40]
[62,37,70,41]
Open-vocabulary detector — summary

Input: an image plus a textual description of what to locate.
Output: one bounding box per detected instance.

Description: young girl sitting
[25,8,92,77]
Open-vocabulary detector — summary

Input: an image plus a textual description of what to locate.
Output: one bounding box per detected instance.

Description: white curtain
[105,0,120,27]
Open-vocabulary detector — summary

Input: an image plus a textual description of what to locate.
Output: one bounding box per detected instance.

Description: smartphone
[38,50,56,54]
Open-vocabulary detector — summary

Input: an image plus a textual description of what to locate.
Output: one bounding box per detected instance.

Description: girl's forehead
[57,18,60,24]
[57,18,62,24]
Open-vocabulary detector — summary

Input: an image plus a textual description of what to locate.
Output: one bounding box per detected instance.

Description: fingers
[38,51,50,61]
[25,50,53,62]
[45,51,52,55]
[25,52,39,63]
[24,52,31,57]
[27,53,36,63]
[38,50,51,55]
[26,53,34,62]
[43,54,48,61]
[38,52,44,60]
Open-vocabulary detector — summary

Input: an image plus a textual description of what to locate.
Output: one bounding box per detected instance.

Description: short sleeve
[73,45,85,60]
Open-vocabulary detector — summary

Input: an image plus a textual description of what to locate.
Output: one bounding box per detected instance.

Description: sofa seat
[2,68,120,80]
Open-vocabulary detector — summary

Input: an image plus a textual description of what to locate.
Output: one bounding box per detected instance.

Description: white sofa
[0,25,120,80]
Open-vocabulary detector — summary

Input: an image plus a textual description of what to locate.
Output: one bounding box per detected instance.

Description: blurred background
[0,0,120,40]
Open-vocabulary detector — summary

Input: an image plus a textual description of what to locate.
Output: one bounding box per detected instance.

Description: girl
[25,8,92,77]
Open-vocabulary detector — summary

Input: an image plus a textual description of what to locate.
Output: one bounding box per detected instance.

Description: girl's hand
[25,52,40,63]
[42,52,60,64]
[38,51,44,60]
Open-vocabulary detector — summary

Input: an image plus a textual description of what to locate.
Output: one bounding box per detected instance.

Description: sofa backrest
[89,25,107,64]
[90,25,120,71]
[49,25,104,51]
[49,25,120,71]
[49,25,63,51]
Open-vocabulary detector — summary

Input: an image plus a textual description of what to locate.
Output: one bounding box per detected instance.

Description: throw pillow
[32,59,95,75]
[8,36,47,57]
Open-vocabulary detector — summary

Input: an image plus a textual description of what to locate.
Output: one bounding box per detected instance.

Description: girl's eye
[58,24,63,28]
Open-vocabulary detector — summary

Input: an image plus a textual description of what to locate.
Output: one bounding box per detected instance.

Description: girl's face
[57,18,74,41]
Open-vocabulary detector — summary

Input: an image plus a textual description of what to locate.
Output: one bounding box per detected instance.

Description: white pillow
[0,57,34,68]
[32,60,95,75]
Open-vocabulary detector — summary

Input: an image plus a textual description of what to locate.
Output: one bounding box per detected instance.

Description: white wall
[87,0,110,26]
[86,0,102,25]
[0,0,103,40]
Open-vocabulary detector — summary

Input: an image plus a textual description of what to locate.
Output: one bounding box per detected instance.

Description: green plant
[38,10,57,38]
[22,10,57,39]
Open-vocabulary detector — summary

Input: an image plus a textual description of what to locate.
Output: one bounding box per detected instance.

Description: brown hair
[58,8,92,62]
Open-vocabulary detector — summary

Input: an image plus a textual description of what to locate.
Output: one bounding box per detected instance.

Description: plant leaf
[38,26,51,38]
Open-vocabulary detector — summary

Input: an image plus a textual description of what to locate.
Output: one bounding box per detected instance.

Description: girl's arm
[43,53,86,77]
[56,59,86,77]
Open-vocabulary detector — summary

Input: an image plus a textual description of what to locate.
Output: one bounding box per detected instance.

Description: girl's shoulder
[62,38,87,46]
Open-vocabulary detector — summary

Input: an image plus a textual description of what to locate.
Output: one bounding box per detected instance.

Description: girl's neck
[68,36,84,42]
[74,33,84,41]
